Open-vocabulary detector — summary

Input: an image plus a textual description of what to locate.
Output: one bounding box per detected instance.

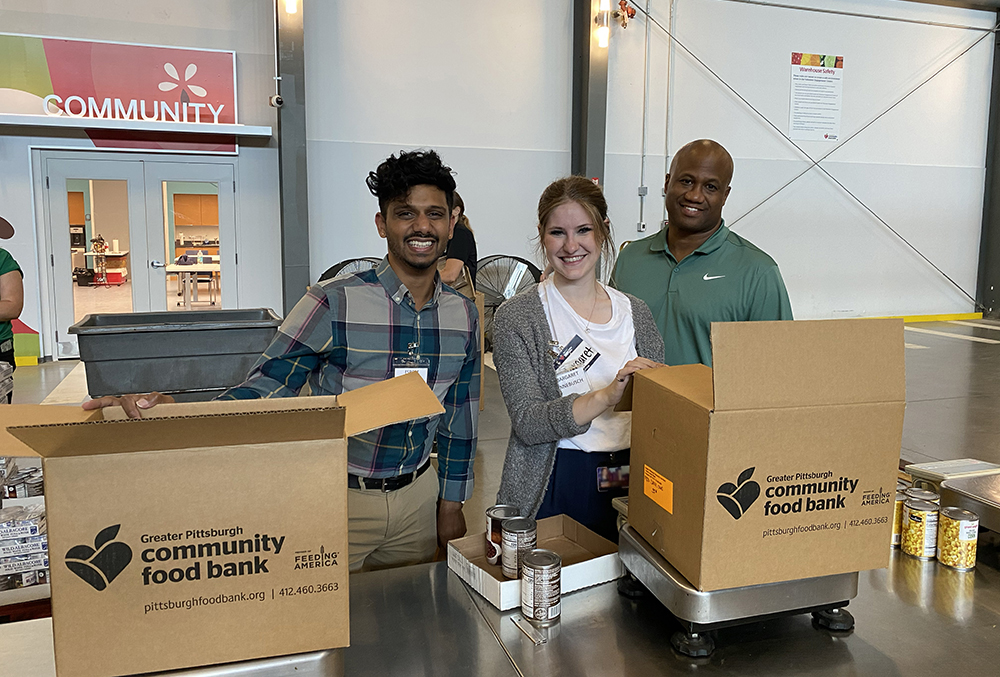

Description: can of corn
[485,505,520,566]
[902,499,939,560]
[936,507,978,571]
[891,492,906,548]
[501,517,537,580]
[521,548,561,627]
[905,488,940,504]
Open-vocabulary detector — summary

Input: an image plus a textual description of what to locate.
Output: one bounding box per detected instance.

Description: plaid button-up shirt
[219,258,480,502]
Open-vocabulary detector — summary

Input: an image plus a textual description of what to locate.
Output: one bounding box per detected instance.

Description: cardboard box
[2,372,443,677]
[623,319,905,591]
[447,514,622,610]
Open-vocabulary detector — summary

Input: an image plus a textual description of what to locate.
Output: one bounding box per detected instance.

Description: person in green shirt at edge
[610,139,792,366]
[0,248,24,403]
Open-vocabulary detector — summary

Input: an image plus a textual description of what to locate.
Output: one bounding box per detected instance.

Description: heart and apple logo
[717,467,761,520]
[65,525,133,591]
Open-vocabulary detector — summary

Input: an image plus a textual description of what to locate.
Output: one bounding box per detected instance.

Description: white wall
[604,1,672,254]
[304,0,575,278]
[653,0,994,318]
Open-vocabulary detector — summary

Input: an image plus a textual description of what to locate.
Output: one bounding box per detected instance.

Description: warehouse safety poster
[789,52,844,141]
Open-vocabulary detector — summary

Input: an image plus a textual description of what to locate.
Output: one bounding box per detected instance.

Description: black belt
[348,461,431,492]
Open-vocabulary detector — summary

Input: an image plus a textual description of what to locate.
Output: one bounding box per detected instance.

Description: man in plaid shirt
[86,150,480,572]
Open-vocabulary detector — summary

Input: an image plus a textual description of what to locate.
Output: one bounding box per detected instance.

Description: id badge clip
[394,342,430,382]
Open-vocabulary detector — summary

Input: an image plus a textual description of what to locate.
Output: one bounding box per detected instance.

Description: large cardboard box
[447,515,622,610]
[1,372,443,677]
[624,319,905,592]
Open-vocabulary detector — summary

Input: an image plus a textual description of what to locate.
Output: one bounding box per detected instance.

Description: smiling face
[375,184,455,274]
[542,201,603,283]
[664,143,733,236]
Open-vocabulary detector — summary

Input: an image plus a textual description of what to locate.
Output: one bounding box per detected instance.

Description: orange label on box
[644,464,673,514]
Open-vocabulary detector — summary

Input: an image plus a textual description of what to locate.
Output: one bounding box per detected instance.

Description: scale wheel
[671,631,714,657]
[616,571,648,599]
[812,607,855,632]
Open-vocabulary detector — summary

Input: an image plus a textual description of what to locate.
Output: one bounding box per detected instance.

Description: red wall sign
[0,34,240,152]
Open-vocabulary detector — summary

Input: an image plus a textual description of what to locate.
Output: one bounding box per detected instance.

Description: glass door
[43,157,146,359]
[143,162,237,312]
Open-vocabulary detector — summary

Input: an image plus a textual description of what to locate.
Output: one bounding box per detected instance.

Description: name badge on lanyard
[552,334,600,397]
[394,341,430,382]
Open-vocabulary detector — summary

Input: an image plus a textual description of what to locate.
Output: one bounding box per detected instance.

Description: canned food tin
[902,499,939,560]
[905,488,940,504]
[891,492,906,548]
[937,507,979,571]
[521,549,561,627]
[501,517,537,579]
[485,505,520,566]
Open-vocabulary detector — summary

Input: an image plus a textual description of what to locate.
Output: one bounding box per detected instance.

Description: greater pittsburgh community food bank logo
[65,525,133,591]
[717,467,761,520]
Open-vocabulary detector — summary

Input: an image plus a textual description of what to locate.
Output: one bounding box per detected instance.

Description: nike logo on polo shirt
[703,274,725,281]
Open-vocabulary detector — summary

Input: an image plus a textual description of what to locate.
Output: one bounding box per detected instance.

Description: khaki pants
[348,467,438,572]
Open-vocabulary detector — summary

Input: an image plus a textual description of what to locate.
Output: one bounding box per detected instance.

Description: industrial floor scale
[612,497,858,658]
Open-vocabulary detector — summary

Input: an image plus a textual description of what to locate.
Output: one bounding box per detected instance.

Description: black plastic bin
[68,309,282,400]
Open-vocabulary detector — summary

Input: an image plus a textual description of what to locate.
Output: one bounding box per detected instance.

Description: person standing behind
[84,150,481,572]
[0,248,23,403]
[611,139,792,366]
[439,191,478,290]
[493,177,663,541]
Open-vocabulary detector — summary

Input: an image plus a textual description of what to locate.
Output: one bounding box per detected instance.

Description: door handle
[150,260,166,269]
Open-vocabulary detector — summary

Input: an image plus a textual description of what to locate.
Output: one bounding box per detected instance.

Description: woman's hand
[602,357,662,407]
[571,357,662,426]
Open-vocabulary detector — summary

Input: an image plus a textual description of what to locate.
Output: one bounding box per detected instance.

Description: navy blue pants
[536,448,629,543]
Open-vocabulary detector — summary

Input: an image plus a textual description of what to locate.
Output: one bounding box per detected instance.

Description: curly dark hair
[366,150,456,214]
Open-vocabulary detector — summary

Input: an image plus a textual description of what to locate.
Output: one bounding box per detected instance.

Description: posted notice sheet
[789,52,844,141]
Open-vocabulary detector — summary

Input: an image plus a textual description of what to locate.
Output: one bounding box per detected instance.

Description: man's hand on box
[437,498,466,550]
[82,392,176,419]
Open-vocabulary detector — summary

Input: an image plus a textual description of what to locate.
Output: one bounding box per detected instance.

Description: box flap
[338,371,444,437]
[711,318,905,410]
[8,407,346,458]
[0,405,104,457]
[634,364,714,411]
[100,395,341,420]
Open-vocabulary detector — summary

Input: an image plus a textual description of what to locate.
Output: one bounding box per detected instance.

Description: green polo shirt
[610,221,792,366]
[0,248,22,346]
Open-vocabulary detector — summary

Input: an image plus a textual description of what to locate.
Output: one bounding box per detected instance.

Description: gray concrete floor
[11,317,1000,523]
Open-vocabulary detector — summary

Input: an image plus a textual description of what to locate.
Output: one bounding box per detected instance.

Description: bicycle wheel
[318,257,382,282]
[476,255,542,349]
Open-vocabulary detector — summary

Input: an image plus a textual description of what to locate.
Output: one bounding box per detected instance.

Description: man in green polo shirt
[611,139,791,366]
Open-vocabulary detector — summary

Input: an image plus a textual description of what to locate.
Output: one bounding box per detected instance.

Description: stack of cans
[0,505,49,589]
[3,467,44,499]
[895,484,979,572]
[486,505,563,628]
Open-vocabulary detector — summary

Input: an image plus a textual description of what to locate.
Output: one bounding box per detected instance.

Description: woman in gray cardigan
[494,177,664,541]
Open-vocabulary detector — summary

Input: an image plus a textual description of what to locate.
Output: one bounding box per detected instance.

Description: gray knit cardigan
[493,284,665,518]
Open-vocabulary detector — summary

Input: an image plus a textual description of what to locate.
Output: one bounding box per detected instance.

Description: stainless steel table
[345,560,519,677]
[3,548,1000,676]
[467,548,1000,676]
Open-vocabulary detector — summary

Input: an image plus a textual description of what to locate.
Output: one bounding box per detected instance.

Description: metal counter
[3,549,1000,676]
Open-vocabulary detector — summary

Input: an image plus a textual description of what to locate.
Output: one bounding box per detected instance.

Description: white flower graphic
[158,63,207,98]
